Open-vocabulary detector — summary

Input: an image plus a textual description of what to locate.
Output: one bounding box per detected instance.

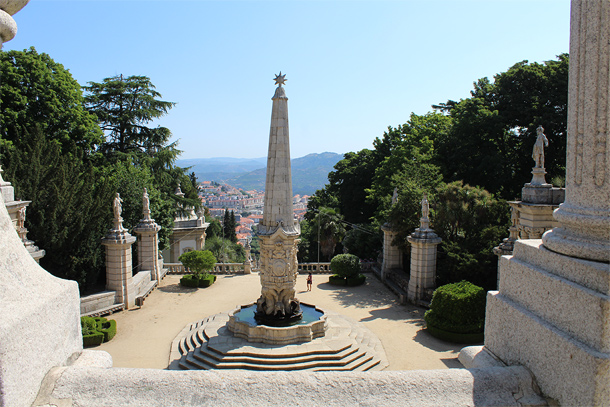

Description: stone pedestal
[102,225,137,310]
[482,2,610,405]
[134,213,161,281]
[381,223,401,281]
[407,225,441,304]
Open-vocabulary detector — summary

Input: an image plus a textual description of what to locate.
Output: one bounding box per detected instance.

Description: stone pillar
[102,193,137,309]
[406,195,441,304]
[481,2,610,405]
[133,188,161,281]
[380,223,401,281]
[541,1,610,262]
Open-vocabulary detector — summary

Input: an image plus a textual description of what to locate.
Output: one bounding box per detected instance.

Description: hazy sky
[5,0,570,159]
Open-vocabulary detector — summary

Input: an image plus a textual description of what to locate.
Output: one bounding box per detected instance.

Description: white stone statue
[533,125,549,169]
[143,188,150,212]
[421,194,429,220]
[113,193,123,220]
[391,187,398,205]
[18,206,26,229]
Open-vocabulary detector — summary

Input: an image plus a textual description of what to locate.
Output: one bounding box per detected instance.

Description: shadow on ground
[157,283,197,294]
[412,327,475,354]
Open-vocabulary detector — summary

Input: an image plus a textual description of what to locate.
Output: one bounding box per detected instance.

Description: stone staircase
[168,311,388,372]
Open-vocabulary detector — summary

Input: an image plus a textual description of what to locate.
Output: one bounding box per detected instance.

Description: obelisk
[255,72,302,324]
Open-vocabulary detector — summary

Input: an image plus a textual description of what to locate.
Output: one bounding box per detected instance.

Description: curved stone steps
[169,310,389,372]
[194,344,360,367]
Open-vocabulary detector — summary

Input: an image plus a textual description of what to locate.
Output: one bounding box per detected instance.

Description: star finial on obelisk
[274,72,287,87]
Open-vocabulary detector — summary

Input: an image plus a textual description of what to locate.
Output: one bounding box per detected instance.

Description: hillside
[177,152,342,195]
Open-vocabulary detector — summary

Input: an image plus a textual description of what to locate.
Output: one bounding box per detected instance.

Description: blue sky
[5,0,570,159]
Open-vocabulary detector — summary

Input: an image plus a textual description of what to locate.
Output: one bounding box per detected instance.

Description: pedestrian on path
[306,273,313,291]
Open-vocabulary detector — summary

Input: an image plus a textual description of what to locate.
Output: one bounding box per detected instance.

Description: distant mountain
[179,152,343,196]
[177,157,267,174]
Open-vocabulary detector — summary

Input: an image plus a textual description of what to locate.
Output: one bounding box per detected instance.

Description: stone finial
[0,165,8,186]
[274,71,287,87]
[0,0,29,48]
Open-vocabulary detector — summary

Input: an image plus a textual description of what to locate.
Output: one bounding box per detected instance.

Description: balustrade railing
[165,260,377,275]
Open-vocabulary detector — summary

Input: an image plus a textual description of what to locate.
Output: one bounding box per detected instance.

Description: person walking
[306,273,313,291]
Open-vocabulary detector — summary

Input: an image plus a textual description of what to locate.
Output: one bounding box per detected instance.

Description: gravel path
[96,273,466,370]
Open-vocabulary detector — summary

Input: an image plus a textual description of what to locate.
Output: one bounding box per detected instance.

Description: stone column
[102,193,137,309]
[380,223,401,281]
[542,1,610,262]
[133,188,161,281]
[406,195,441,304]
[480,2,610,405]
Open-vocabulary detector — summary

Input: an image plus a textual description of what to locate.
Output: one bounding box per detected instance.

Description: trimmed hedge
[180,273,217,288]
[81,316,116,347]
[329,274,346,285]
[328,273,366,287]
[330,254,361,278]
[346,274,366,286]
[424,281,486,343]
[97,318,117,342]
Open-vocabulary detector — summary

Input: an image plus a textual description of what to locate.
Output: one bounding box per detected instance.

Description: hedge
[330,254,361,278]
[81,316,116,347]
[424,281,486,343]
[180,273,217,288]
[328,273,366,287]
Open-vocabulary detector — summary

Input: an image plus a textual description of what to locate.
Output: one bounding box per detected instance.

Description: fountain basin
[227,303,327,345]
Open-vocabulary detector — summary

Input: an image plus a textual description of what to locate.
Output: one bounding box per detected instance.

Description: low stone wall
[80,291,116,315]
[132,270,152,295]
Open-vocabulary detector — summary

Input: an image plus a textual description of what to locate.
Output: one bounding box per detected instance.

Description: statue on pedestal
[113,193,123,221]
[533,125,549,169]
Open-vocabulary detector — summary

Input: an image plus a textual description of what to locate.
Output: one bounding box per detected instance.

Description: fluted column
[542,0,610,262]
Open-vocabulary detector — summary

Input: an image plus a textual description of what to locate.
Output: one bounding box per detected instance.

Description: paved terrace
[96,273,467,370]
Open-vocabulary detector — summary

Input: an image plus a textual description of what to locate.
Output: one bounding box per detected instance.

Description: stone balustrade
[165,261,376,276]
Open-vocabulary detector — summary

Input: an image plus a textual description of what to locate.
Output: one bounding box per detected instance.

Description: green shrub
[82,331,105,347]
[328,274,346,285]
[179,250,216,279]
[80,316,116,346]
[81,316,97,335]
[424,281,486,340]
[180,274,200,288]
[330,254,361,278]
[96,318,117,342]
[346,274,366,286]
[180,273,216,288]
[199,274,216,287]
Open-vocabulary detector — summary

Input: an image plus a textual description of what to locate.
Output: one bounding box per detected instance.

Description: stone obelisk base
[484,240,609,406]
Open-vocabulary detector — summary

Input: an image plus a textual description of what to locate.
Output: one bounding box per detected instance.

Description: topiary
[330,254,361,278]
[424,280,486,343]
[80,316,116,347]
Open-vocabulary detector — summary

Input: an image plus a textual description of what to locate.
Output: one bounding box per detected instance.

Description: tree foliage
[434,55,568,199]
[83,75,176,157]
[178,250,216,278]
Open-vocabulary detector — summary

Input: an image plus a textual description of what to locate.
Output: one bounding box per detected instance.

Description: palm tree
[313,207,347,261]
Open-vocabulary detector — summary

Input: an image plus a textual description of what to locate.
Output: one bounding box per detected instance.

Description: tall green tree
[222,209,237,243]
[0,47,102,158]
[3,127,113,292]
[83,74,176,157]
[434,55,568,199]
